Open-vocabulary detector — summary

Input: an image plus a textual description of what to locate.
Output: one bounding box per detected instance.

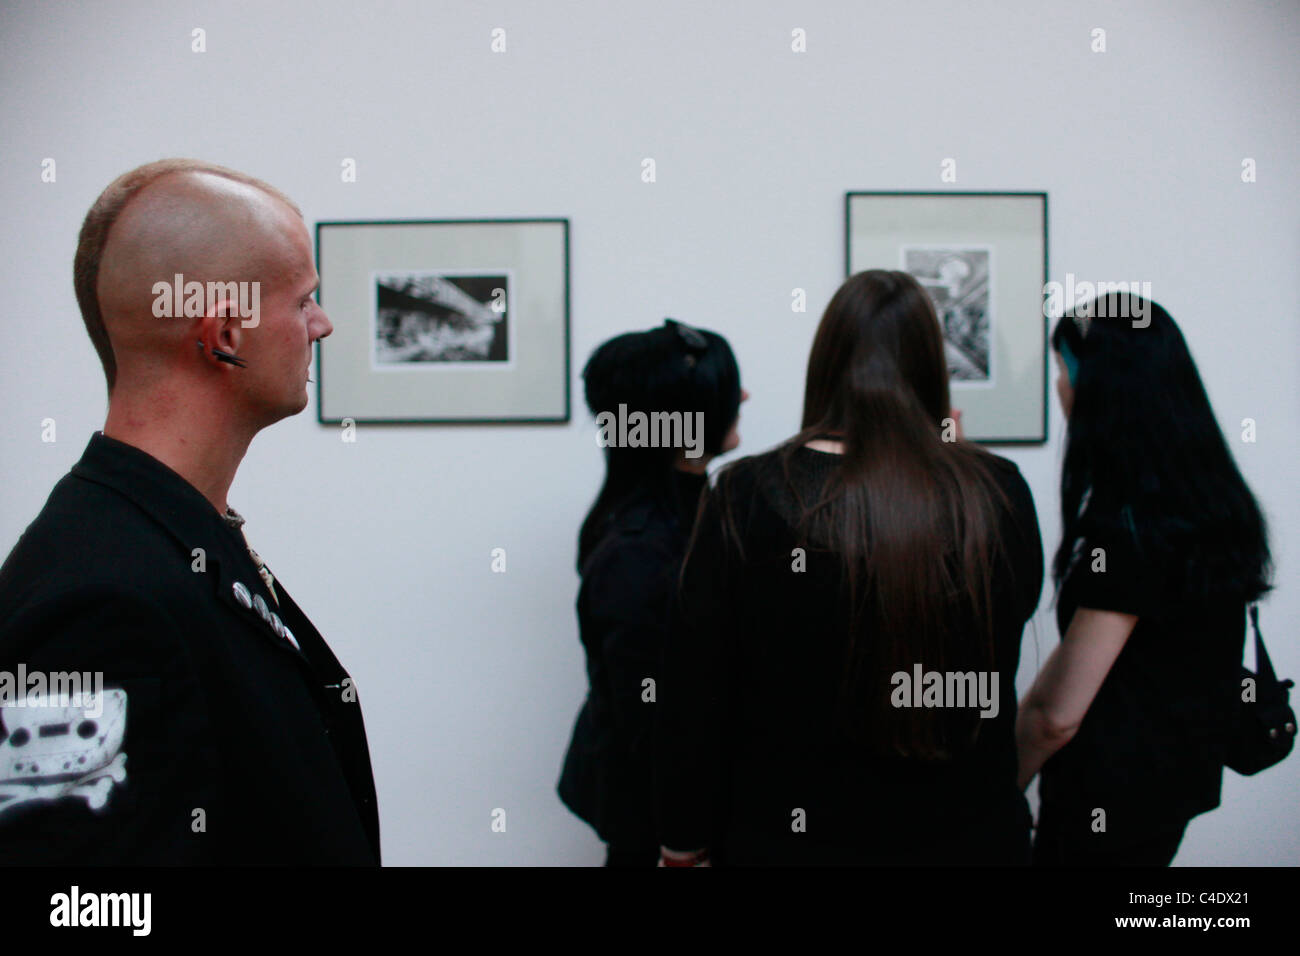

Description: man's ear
[197,299,243,359]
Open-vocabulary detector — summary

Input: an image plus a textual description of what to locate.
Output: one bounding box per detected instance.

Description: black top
[558,469,707,849]
[0,433,381,864]
[655,445,1043,864]
[1040,524,1245,832]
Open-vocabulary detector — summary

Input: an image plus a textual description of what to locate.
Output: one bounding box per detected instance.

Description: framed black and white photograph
[316,219,569,423]
[846,192,1047,443]
[901,246,993,384]
[372,271,512,368]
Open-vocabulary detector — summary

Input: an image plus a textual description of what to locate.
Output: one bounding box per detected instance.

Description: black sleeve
[997,460,1045,623]
[1062,525,1156,619]
[0,594,218,865]
[654,480,735,852]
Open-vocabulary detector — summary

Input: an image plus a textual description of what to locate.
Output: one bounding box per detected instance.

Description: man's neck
[103,386,254,514]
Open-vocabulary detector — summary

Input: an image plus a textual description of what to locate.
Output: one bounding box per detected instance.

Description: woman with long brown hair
[655,270,1043,865]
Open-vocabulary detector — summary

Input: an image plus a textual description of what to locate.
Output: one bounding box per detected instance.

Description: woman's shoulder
[579,514,679,601]
[707,443,825,511]
[980,450,1039,505]
[973,448,1027,484]
[713,441,835,486]
[581,494,678,573]
[706,448,767,499]
[966,451,1043,597]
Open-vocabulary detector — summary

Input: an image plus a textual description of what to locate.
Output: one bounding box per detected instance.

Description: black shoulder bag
[1226,604,1296,776]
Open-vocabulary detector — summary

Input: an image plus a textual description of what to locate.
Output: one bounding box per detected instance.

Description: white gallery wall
[0,0,1295,865]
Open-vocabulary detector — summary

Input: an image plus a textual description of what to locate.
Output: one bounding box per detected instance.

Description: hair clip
[664,318,708,366]
[197,340,248,368]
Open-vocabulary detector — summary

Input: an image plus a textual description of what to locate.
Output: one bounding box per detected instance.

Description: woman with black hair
[655,271,1044,866]
[557,319,746,867]
[1017,294,1272,866]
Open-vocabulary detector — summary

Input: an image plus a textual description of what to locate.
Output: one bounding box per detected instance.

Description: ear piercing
[197,340,249,368]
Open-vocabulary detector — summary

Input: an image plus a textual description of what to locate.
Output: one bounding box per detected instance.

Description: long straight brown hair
[720,270,1011,759]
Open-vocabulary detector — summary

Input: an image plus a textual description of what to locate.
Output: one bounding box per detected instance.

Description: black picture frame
[845,191,1049,445]
[315,218,571,425]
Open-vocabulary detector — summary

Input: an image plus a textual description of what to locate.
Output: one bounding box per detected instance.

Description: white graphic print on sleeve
[0,689,128,818]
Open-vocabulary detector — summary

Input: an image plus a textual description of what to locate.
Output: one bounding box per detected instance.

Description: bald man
[0,160,380,865]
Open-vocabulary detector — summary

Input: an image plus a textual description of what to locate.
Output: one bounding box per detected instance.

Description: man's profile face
[242,209,333,424]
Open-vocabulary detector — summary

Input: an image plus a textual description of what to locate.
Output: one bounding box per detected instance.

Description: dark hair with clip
[578,319,741,568]
[665,317,708,361]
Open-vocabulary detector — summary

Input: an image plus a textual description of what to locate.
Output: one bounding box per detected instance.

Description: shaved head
[74,159,303,391]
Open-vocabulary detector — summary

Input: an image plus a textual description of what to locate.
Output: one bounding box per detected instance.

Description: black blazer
[0,433,380,865]
[557,471,706,850]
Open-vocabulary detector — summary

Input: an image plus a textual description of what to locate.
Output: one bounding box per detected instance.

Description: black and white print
[0,689,128,817]
[902,246,993,384]
[372,271,510,366]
